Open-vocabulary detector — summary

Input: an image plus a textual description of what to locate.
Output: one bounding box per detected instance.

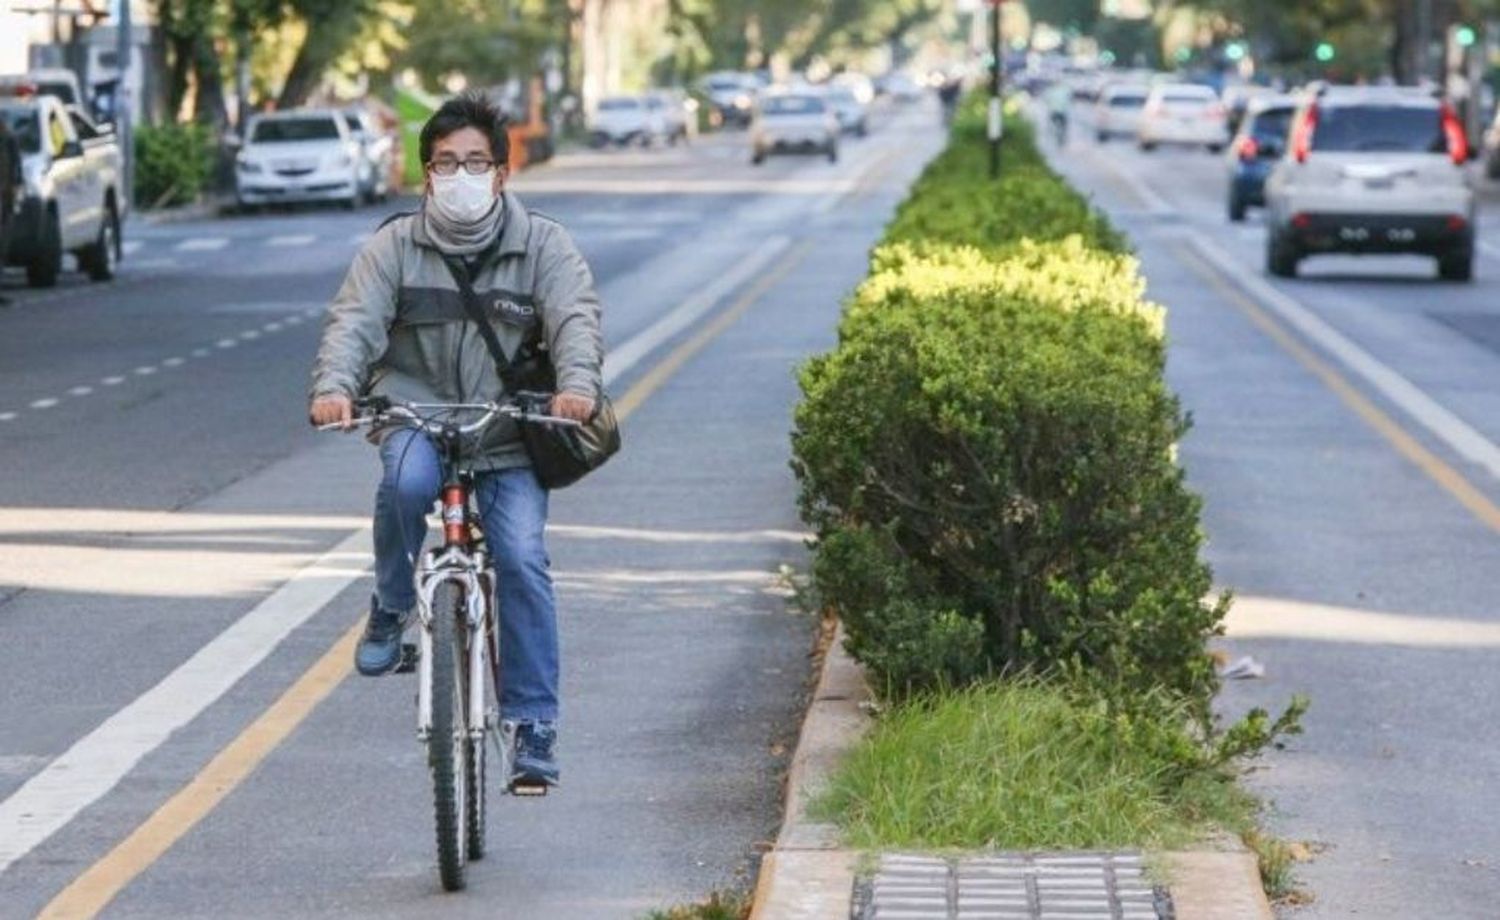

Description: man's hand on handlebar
[310,394,354,431]
[551,391,595,424]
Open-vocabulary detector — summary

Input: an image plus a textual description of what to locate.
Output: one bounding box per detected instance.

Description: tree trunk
[193,38,229,128]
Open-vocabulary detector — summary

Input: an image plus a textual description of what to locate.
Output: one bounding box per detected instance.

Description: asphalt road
[0,101,946,918]
[1051,112,1500,917]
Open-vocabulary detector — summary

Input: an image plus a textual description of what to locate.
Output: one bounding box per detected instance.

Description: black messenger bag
[442,255,620,489]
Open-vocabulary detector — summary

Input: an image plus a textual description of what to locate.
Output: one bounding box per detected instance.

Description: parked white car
[588,96,665,147]
[1137,83,1228,152]
[751,92,838,165]
[1093,83,1149,142]
[644,91,691,144]
[1264,85,1476,280]
[341,107,393,203]
[0,91,126,286]
[235,110,363,209]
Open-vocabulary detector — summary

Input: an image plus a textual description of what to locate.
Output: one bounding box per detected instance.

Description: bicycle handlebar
[316,394,582,434]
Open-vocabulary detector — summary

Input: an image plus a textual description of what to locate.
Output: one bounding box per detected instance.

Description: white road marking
[239,330,261,341]
[216,339,238,349]
[100,376,125,387]
[68,386,93,397]
[1479,240,1500,262]
[162,357,186,368]
[603,235,790,382]
[263,322,283,333]
[124,258,180,271]
[0,530,375,876]
[175,238,229,252]
[0,241,802,870]
[1081,143,1176,216]
[266,234,317,248]
[134,366,157,376]
[285,316,304,326]
[120,240,144,256]
[350,232,372,245]
[0,412,15,422]
[30,398,58,410]
[191,348,211,359]
[1189,235,1500,482]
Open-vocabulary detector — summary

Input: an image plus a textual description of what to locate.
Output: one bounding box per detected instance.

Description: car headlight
[733,94,751,110]
[329,153,353,169]
[236,157,263,174]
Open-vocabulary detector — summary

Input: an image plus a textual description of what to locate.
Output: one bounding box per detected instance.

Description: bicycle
[321,393,579,891]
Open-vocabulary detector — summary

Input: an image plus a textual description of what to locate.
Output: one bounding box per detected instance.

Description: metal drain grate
[854,852,1173,920]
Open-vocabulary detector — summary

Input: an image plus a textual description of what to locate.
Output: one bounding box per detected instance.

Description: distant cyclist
[308,91,603,790]
[1044,80,1070,146]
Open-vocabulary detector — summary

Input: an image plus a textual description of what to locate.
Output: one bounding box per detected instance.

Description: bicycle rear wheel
[429,581,469,891]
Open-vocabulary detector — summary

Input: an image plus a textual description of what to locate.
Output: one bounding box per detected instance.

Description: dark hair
[419,90,509,166]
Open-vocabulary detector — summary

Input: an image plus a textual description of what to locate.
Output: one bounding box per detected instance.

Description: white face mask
[430,169,498,223]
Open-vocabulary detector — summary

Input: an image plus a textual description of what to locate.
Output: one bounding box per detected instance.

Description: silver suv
[1264,86,1475,281]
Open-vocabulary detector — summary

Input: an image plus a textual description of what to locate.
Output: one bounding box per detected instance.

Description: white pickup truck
[0,90,126,287]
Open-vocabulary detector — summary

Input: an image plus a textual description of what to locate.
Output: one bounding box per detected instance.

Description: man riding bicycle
[309,91,602,790]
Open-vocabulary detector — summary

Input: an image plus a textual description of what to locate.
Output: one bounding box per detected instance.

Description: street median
[757,95,1304,917]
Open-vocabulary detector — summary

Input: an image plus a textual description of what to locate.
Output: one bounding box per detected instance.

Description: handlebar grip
[354,395,391,413]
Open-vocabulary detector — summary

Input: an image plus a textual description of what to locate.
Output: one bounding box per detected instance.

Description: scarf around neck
[421,193,506,257]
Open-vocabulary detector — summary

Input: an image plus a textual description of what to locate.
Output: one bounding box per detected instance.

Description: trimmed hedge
[134,122,215,209]
[792,97,1225,719]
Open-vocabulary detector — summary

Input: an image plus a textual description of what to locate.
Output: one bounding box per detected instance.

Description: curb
[749,624,1275,920]
[135,198,227,225]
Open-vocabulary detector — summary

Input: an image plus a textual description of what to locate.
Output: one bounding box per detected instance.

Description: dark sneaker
[511,721,559,790]
[355,596,406,676]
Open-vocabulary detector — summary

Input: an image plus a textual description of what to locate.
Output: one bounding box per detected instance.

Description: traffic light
[1314,42,1335,63]
[1455,25,1477,48]
[1225,41,1247,62]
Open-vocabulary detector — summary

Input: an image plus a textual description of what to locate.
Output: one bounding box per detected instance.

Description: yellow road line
[1178,244,1500,535]
[37,626,361,920]
[38,239,814,919]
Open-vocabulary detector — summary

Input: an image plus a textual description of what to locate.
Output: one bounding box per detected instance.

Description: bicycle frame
[413,424,497,751]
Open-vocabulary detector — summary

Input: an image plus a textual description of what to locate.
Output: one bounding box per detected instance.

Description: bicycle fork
[414,554,489,742]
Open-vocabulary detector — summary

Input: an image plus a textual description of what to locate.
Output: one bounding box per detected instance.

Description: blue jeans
[373,429,558,723]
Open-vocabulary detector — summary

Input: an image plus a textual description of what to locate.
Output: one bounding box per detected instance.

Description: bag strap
[440,254,525,392]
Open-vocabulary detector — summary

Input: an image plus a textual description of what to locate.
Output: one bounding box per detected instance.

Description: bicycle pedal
[507,779,550,797]
[395,642,420,674]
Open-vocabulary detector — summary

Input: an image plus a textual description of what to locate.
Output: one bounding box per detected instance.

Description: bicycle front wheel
[429,581,469,891]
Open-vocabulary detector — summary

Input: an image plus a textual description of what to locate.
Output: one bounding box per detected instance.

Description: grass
[642,890,751,920]
[812,681,1258,853]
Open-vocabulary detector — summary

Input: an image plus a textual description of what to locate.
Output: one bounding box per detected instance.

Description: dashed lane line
[173,238,229,252]
[29,398,58,410]
[120,240,144,256]
[266,234,317,248]
[0,412,16,422]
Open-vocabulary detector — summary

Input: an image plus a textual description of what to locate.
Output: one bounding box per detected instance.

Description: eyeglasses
[426,156,495,176]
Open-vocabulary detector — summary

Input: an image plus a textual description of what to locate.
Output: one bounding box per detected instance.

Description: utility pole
[988,0,1003,178]
[115,0,133,210]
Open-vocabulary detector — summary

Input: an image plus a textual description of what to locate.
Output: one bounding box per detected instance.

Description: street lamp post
[988,0,1003,178]
[115,0,133,211]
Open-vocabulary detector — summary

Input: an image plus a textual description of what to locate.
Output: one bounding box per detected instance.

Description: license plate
[1363,178,1394,190]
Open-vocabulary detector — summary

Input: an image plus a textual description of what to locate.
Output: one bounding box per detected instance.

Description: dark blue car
[1227,97,1296,222]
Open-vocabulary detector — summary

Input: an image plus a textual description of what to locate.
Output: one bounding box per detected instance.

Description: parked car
[821,86,869,137]
[1484,105,1500,180]
[1137,83,1228,152]
[1093,83,1148,142]
[341,107,394,203]
[0,69,84,108]
[646,90,693,143]
[832,71,876,106]
[750,92,838,165]
[235,110,363,210]
[1225,95,1296,221]
[0,89,125,287]
[699,72,759,127]
[587,95,666,147]
[1264,85,1475,280]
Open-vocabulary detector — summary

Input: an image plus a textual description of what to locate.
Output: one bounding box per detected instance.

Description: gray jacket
[309,191,603,470]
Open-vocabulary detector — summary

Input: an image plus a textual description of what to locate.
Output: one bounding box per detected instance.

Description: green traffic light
[1456,25,1477,48]
[1315,42,1335,63]
[1225,42,1246,62]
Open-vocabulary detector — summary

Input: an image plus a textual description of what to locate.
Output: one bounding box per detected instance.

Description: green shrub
[794,241,1223,711]
[134,122,215,209]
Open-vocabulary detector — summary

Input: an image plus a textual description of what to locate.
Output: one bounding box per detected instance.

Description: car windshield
[1250,107,1294,142]
[1109,94,1147,108]
[251,117,340,143]
[1164,92,1214,106]
[764,96,824,116]
[599,98,641,111]
[706,78,742,92]
[1312,104,1444,153]
[0,105,41,153]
